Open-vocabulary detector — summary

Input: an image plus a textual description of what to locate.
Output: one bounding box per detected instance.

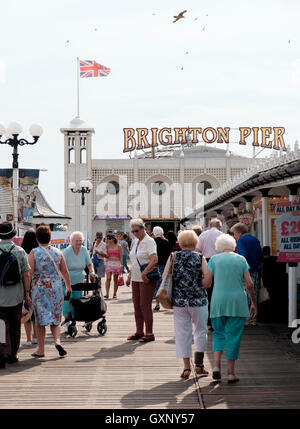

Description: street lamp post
[69,180,93,238]
[69,180,93,206]
[0,122,43,233]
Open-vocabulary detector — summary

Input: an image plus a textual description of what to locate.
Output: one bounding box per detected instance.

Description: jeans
[122,255,129,273]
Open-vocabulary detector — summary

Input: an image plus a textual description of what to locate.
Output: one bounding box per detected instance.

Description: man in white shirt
[195,218,223,329]
[195,218,223,261]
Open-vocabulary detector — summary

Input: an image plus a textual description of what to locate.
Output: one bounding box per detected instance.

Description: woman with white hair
[202,233,257,383]
[152,226,172,311]
[62,231,96,330]
[126,219,158,342]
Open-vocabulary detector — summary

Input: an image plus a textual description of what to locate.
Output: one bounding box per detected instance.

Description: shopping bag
[156,252,176,309]
[258,278,270,303]
[156,273,173,309]
[118,275,125,286]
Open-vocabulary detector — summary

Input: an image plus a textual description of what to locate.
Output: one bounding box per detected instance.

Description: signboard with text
[275,199,300,263]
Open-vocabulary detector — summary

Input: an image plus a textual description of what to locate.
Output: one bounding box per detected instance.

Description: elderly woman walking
[162,230,209,379]
[28,226,72,358]
[126,219,158,342]
[203,234,257,383]
[62,231,96,330]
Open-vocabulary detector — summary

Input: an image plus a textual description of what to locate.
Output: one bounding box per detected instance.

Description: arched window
[198,181,212,195]
[80,148,86,164]
[106,180,119,195]
[152,181,166,196]
[68,148,75,164]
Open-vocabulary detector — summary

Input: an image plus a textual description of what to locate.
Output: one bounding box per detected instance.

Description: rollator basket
[71,294,103,322]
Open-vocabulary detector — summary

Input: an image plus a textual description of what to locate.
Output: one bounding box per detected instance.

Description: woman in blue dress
[62,231,96,331]
[28,226,72,358]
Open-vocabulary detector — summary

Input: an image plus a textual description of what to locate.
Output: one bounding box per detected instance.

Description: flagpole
[77,57,80,117]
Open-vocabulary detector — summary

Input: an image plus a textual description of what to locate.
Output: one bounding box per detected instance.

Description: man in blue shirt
[231,222,264,326]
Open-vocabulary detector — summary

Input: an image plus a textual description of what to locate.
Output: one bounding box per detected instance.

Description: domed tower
[60,117,95,237]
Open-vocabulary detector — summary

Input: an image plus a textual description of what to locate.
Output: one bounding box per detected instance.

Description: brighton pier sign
[123,127,286,153]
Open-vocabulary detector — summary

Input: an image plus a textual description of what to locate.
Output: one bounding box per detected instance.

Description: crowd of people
[0,217,263,383]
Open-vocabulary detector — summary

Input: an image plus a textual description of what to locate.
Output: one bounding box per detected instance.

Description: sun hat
[21,301,33,324]
[0,222,17,240]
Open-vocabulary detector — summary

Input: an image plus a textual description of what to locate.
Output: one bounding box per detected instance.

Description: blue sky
[0,0,299,212]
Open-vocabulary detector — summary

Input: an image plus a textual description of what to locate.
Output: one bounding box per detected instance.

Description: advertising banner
[0,169,39,226]
[237,211,255,231]
[275,199,300,263]
[50,231,88,250]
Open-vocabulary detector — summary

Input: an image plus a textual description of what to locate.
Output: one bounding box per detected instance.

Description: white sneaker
[23,341,32,347]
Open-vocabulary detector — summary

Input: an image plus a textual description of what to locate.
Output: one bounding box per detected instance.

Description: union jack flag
[79,60,111,78]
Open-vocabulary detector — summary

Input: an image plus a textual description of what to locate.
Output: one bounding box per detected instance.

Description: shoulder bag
[135,242,161,282]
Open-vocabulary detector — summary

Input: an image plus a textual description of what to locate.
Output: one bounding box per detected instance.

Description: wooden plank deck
[0,285,300,409]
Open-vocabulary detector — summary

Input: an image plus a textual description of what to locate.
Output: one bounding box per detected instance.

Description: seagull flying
[181,66,184,70]
[65,40,70,43]
[185,51,189,54]
[202,26,205,31]
[173,10,187,23]
[194,17,198,21]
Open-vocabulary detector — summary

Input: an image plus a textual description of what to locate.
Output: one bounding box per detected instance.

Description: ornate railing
[204,148,300,206]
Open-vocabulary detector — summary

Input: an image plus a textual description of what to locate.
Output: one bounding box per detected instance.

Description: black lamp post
[0,121,43,231]
[0,122,43,168]
[69,180,93,206]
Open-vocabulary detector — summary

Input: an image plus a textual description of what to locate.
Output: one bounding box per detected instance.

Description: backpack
[0,245,21,286]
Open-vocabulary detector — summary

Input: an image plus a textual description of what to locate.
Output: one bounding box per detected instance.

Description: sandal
[138,334,155,343]
[127,332,144,340]
[31,353,45,358]
[195,365,209,376]
[153,304,160,311]
[180,368,191,379]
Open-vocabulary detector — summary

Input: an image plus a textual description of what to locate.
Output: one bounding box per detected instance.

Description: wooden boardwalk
[0,285,300,409]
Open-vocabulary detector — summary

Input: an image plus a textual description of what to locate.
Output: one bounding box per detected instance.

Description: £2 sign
[275,199,300,263]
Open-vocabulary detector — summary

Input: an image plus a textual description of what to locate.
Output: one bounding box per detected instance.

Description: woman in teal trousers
[202,233,257,383]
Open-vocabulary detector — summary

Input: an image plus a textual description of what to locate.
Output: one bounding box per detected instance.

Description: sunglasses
[131,229,140,233]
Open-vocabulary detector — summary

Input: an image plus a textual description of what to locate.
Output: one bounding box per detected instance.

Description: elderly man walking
[230,222,264,326]
[195,219,223,260]
[0,222,31,369]
[195,219,223,327]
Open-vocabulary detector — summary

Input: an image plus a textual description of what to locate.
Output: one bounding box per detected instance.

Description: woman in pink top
[104,234,122,299]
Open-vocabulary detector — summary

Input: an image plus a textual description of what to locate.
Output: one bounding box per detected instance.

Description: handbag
[156,252,176,309]
[118,275,125,286]
[258,278,270,303]
[92,252,99,269]
[135,243,161,282]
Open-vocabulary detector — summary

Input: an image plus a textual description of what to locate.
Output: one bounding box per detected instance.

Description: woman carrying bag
[160,230,209,379]
[126,219,159,343]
